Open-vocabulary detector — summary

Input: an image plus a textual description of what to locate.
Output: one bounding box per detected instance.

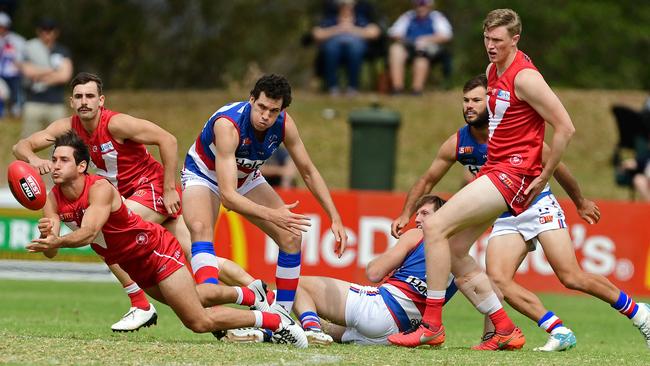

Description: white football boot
[247,279,272,313]
[304,328,334,346]
[270,302,308,348]
[111,304,158,332]
[222,327,271,343]
[633,303,650,349]
[533,327,576,352]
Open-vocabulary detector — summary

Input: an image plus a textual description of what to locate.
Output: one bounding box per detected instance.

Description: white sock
[253,310,263,328]
[631,303,648,327]
[234,287,244,305]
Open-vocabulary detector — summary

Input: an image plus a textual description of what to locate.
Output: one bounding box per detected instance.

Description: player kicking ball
[25,131,307,348]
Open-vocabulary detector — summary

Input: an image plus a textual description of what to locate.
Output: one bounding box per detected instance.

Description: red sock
[237,287,256,306]
[489,308,515,334]
[261,312,281,331]
[124,282,150,310]
[422,298,445,328]
[266,289,275,305]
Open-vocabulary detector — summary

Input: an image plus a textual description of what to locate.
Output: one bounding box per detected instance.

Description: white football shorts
[341,284,399,345]
[489,191,567,251]
[181,168,266,197]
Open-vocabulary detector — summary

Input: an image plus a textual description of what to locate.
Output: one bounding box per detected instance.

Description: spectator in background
[0,12,25,117]
[312,0,381,96]
[387,0,452,95]
[260,145,297,189]
[19,17,72,137]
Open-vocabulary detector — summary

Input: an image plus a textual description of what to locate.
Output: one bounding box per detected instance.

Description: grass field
[0,279,648,365]
[0,88,646,200]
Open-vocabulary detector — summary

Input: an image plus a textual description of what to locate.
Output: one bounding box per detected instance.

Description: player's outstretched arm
[366,229,423,283]
[541,144,600,225]
[516,69,575,201]
[391,134,456,238]
[109,114,181,214]
[12,118,72,175]
[28,181,114,251]
[213,118,311,236]
[28,192,62,258]
[283,114,348,256]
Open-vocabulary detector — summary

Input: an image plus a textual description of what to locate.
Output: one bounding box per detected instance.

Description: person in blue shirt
[387,0,452,94]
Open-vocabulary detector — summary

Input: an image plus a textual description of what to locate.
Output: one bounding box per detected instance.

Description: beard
[464,109,489,128]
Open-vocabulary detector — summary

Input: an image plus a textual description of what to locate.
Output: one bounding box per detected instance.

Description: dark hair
[53,130,90,173]
[414,194,447,212]
[250,74,292,109]
[463,74,487,94]
[70,72,103,95]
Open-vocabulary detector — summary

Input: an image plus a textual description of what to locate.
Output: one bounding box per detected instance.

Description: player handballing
[26,131,308,347]
[13,72,192,331]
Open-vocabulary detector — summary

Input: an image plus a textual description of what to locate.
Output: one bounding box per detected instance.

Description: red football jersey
[71,108,164,198]
[53,174,165,264]
[484,50,545,176]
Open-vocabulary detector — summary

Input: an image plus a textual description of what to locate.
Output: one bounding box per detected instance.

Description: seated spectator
[311,0,381,96]
[387,0,452,95]
[0,12,25,117]
[19,17,73,138]
[260,145,297,189]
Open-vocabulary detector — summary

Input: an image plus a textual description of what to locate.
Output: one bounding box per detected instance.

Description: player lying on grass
[25,130,307,348]
[221,195,495,346]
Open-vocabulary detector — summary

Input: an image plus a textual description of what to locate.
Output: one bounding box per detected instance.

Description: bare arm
[515,69,575,201]
[284,114,348,255]
[391,134,456,238]
[12,118,72,175]
[366,229,422,283]
[39,57,73,85]
[109,114,180,214]
[27,181,114,251]
[32,192,61,258]
[213,119,310,236]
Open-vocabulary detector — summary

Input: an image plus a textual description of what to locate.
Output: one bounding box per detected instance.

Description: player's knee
[186,219,211,238]
[183,317,213,333]
[278,232,302,252]
[422,217,446,243]
[557,272,585,291]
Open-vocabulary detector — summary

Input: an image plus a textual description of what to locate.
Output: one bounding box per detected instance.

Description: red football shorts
[119,230,187,289]
[478,168,538,216]
[126,174,182,219]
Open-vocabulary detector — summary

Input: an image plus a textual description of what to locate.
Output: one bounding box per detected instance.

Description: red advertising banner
[214,189,650,296]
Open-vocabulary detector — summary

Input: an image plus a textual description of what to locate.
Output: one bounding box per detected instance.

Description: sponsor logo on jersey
[509,154,523,166]
[135,232,149,245]
[133,189,146,197]
[498,173,514,189]
[100,141,114,153]
[92,145,98,152]
[405,275,428,296]
[241,137,252,146]
[59,212,75,221]
[497,89,511,101]
[236,157,265,171]
[459,146,474,154]
[539,214,554,224]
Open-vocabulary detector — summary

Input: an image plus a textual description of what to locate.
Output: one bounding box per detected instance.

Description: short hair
[250,74,292,109]
[70,72,103,95]
[483,8,522,37]
[53,130,90,173]
[463,74,487,94]
[414,194,447,212]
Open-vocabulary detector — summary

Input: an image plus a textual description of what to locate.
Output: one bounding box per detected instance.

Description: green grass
[0,279,648,365]
[0,88,646,201]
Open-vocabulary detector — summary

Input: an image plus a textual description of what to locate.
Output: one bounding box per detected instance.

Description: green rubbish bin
[348,105,401,190]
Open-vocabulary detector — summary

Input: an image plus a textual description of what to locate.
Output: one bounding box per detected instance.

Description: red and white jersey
[52,174,165,265]
[71,108,164,198]
[484,50,545,176]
